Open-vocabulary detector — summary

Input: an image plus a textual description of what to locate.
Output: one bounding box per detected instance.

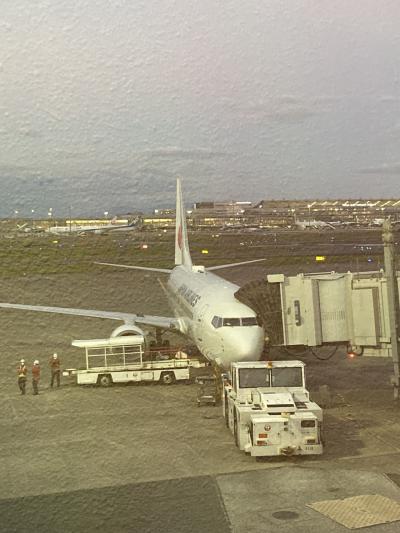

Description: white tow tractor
[223,360,323,457]
[63,335,203,386]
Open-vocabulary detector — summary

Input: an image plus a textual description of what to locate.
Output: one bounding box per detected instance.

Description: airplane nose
[223,328,265,363]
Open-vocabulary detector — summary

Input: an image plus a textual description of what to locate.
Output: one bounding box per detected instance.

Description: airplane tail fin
[175,178,192,268]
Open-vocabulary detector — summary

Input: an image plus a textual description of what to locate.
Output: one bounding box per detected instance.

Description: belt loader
[223,360,323,457]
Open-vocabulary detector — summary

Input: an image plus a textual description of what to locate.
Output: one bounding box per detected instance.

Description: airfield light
[201,249,209,254]
[315,256,326,262]
[141,244,148,249]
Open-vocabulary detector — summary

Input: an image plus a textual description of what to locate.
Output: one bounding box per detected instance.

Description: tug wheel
[160,372,175,385]
[224,394,229,428]
[233,413,240,447]
[97,374,112,387]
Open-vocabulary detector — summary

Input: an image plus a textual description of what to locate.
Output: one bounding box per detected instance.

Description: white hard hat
[53,353,58,358]
[20,359,25,364]
[34,360,39,365]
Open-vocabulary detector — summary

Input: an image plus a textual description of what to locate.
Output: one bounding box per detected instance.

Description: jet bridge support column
[383,220,400,401]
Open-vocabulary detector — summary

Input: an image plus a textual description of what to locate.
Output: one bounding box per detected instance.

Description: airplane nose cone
[223,328,265,363]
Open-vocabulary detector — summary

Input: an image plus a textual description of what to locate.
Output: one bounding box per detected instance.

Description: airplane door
[195,303,211,353]
[196,304,209,336]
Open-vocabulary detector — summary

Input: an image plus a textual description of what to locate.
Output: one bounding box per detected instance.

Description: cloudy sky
[1,0,400,216]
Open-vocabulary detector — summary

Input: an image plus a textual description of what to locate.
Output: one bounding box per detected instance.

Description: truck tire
[97,374,112,387]
[233,413,239,447]
[224,394,229,428]
[160,372,175,385]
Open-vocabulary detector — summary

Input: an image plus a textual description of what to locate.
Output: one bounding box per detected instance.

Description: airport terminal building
[141,199,400,229]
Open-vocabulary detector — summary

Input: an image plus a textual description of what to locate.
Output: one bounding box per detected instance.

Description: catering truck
[63,335,203,386]
[223,360,323,457]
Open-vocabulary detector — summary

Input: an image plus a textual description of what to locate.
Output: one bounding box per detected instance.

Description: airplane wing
[95,262,172,274]
[207,259,266,271]
[0,303,180,331]
[95,260,265,273]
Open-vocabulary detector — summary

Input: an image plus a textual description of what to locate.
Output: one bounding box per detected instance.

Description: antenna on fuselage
[175,178,193,268]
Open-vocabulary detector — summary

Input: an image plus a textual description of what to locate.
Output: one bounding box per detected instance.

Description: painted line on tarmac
[336,450,400,461]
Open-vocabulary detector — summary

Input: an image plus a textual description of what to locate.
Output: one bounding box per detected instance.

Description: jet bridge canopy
[236,271,400,357]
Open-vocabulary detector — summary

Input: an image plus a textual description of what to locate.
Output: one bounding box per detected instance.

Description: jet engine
[110,324,145,337]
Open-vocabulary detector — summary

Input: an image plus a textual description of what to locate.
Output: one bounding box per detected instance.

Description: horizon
[1,2,400,215]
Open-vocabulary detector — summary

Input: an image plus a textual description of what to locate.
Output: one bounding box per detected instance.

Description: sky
[1,0,400,216]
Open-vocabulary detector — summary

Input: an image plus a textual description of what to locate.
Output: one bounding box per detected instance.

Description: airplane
[46,217,139,235]
[16,222,29,232]
[0,179,265,368]
[294,219,335,230]
[15,223,44,234]
[102,216,141,233]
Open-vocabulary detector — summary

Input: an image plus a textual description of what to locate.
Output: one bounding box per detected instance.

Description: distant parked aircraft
[294,219,335,230]
[46,217,139,235]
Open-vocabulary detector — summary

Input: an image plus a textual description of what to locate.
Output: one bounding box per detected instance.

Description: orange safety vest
[17,365,27,378]
[32,365,41,381]
[49,358,61,370]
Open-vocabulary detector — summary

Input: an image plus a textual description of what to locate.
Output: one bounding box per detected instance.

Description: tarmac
[1,355,400,532]
[1,465,400,532]
[1,264,400,531]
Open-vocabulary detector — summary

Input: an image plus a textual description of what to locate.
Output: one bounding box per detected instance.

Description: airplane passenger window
[241,317,258,326]
[223,318,241,327]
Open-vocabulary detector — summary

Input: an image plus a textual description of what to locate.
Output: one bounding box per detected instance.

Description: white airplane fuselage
[167,265,265,367]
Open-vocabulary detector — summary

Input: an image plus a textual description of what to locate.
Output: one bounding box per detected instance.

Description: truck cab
[223,360,323,457]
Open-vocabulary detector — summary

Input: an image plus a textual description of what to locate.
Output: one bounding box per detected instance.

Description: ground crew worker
[17,359,27,395]
[32,360,40,395]
[49,353,61,388]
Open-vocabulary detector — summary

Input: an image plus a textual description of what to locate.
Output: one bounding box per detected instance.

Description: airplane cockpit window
[213,317,260,327]
[223,318,241,327]
[211,316,222,328]
[241,317,259,326]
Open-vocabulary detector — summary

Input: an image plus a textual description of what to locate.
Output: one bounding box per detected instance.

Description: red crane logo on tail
[178,225,183,250]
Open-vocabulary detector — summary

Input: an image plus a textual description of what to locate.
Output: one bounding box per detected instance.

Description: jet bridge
[236,271,400,357]
[268,271,400,357]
